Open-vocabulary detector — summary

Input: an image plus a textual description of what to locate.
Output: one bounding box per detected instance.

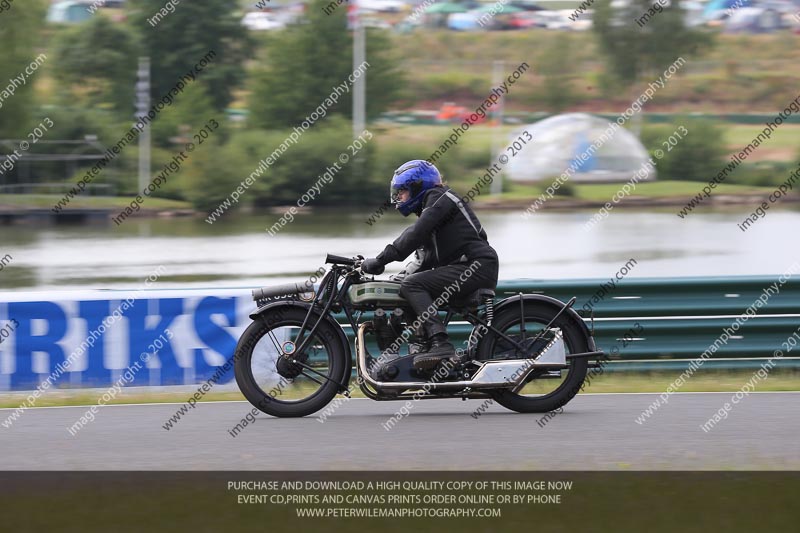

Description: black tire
[477,300,589,413]
[234,307,348,418]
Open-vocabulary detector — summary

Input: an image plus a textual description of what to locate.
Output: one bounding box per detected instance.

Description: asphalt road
[1,392,798,470]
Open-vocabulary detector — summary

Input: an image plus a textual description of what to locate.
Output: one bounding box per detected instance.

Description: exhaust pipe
[356,323,567,392]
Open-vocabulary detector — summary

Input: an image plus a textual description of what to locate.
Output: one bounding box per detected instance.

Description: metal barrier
[339,276,800,371]
[1,276,796,391]
[503,276,799,361]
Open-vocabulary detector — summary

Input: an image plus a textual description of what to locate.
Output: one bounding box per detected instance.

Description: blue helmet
[390,160,442,216]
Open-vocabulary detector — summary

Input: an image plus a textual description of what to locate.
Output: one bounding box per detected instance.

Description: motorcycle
[234,253,605,418]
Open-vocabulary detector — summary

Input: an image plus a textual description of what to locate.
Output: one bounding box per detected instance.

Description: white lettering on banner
[0,290,257,391]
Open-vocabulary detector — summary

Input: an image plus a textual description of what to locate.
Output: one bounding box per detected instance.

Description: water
[1,206,798,292]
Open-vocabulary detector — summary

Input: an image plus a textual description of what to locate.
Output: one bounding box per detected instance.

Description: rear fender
[493,294,597,351]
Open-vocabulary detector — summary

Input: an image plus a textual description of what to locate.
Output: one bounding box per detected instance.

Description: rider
[361,160,499,371]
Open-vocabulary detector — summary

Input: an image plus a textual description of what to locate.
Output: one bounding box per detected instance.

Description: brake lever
[352,255,366,277]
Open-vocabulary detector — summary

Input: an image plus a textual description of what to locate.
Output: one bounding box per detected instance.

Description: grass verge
[0,194,192,211]
[1,369,797,410]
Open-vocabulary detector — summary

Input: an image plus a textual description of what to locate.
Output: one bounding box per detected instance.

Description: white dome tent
[504,113,656,184]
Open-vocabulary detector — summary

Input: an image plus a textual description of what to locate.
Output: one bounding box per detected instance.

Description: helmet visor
[390,183,409,205]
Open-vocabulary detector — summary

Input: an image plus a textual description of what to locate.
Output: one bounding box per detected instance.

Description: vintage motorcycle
[234,254,605,418]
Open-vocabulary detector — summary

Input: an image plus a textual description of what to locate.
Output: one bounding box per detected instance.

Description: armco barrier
[0,276,797,391]
[501,276,800,362]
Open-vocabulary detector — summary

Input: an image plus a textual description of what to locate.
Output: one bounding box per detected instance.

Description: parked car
[47,1,94,24]
[506,11,545,29]
[447,11,483,31]
[508,1,546,11]
[361,16,392,29]
[704,0,799,25]
[436,102,489,123]
[682,1,708,26]
[394,13,424,32]
[543,10,592,30]
[357,0,408,13]
[724,5,791,31]
[241,12,287,31]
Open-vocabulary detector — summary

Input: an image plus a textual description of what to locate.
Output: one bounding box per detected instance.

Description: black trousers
[399,253,499,339]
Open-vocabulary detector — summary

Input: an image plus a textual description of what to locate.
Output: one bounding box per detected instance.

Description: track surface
[1,393,798,470]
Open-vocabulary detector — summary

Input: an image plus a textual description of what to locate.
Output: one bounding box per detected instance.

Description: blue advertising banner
[0,288,257,391]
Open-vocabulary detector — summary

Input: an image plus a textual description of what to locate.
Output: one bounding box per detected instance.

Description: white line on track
[1,391,798,412]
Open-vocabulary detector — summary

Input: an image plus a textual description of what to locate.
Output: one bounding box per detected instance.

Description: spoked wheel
[476,300,589,413]
[234,307,347,418]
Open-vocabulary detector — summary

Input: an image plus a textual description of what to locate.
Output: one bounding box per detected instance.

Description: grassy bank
[393,31,800,113]
[1,369,797,409]
[495,179,778,203]
[0,194,192,211]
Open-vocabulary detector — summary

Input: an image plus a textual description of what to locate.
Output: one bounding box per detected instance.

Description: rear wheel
[476,300,590,413]
[234,307,348,418]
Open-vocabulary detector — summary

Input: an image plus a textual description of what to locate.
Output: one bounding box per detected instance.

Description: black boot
[413,333,456,371]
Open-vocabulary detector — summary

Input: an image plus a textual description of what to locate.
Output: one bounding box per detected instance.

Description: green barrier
[338,276,800,371]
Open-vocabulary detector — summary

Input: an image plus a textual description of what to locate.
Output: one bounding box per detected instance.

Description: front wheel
[476,299,590,413]
[234,307,348,418]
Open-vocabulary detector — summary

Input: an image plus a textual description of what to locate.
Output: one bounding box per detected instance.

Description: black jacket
[376,186,496,268]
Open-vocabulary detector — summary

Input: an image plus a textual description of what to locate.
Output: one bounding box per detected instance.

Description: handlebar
[254,254,372,302]
[325,254,359,266]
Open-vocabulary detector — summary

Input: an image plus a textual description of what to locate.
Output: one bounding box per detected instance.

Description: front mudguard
[248,300,353,390]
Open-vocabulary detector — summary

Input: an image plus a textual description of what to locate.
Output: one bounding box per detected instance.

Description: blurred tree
[181,137,243,212]
[248,0,404,129]
[0,0,47,138]
[150,82,222,149]
[52,16,138,116]
[538,33,577,113]
[641,119,727,181]
[592,0,714,137]
[128,0,253,112]
[29,106,135,188]
[592,0,713,92]
[249,117,380,208]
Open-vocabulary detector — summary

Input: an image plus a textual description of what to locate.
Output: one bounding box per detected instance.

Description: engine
[372,308,406,355]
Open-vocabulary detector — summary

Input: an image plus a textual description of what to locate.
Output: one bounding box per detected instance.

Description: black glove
[361,258,385,275]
